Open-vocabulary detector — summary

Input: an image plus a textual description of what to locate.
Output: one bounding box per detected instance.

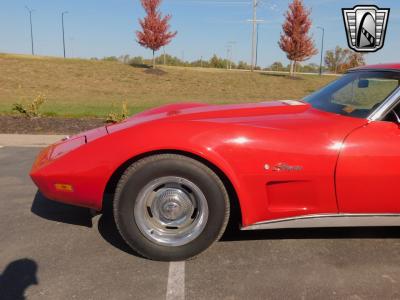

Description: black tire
[113,154,230,261]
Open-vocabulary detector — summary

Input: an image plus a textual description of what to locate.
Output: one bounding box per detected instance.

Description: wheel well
[103,150,243,226]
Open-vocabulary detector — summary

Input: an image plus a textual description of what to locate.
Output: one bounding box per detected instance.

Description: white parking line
[166,261,185,300]
[0,134,64,147]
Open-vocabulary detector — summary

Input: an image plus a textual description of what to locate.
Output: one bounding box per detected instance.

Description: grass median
[0,53,335,118]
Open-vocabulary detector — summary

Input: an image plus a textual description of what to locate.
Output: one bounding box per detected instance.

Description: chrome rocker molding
[242,213,400,231]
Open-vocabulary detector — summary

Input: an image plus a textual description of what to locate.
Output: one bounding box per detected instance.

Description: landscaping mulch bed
[0,115,106,135]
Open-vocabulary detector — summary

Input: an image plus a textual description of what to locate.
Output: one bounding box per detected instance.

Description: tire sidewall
[114,155,229,261]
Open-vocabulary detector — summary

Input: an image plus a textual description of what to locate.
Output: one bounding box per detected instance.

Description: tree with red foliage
[136,0,177,68]
[278,0,317,76]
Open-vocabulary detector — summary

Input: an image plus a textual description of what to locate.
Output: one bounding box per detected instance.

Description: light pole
[25,6,35,56]
[317,26,325,76]
[62,11,68,58]
[255,23,259,69]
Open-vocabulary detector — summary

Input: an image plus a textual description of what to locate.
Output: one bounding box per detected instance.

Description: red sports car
[31,64,400,261]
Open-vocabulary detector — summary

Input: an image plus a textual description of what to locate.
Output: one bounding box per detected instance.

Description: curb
[0,134,64,147]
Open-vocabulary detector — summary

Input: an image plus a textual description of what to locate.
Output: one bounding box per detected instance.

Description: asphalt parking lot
[2,146,400,299]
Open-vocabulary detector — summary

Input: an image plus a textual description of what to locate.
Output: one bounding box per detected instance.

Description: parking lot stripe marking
[166,261,185,300]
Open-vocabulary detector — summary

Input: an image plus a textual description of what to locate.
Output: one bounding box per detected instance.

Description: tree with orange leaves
[136,0,177,68]
[278,0,317,76]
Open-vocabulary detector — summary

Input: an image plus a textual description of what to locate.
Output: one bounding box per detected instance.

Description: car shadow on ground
[0,258,38,300]
[31,192,93,227]
[30,192,143,258]
[31,192,400,256]
[97,194,144,258]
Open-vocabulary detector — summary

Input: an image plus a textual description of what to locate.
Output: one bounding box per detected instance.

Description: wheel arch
[103,149,243,227]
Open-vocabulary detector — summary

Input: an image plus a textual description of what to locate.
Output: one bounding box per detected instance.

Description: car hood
[106,100,321,134]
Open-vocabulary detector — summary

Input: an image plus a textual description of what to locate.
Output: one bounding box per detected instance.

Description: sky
[1,0,399,67]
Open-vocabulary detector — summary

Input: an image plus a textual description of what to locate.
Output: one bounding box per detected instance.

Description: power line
[171,0,249,6]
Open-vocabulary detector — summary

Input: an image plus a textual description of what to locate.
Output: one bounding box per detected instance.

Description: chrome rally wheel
[134,176,209,247]
[113,154,230,261]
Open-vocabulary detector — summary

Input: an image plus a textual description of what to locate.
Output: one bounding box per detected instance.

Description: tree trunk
[163,47,166,65]
[289,61,294,77]
[152,50,155,69]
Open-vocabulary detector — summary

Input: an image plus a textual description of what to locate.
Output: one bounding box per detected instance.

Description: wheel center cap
[153,188,194,223]
[162,201,182,220]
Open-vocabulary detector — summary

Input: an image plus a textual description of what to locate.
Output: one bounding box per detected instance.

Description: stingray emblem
[271,163,303,172]
[342,5,390,53]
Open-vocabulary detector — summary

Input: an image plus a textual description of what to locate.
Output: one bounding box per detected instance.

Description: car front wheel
[113,154,230,261]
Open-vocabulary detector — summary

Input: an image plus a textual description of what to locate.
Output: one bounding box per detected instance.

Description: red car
[31,64,400,261]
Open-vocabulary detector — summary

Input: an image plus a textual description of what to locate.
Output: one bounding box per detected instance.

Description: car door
[336,80,400,213]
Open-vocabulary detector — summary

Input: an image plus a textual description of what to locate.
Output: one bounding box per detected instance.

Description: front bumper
[30,127,109,209]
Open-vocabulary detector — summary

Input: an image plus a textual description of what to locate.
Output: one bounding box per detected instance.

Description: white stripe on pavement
[0,134,64,147]
[166,261,185,300]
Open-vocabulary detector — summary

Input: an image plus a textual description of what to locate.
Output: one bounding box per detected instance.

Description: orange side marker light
[54,184,74,192]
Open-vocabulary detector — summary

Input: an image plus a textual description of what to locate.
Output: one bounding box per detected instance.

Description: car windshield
[304,71,400,119]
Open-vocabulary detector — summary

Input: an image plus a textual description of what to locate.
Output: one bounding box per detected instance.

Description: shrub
[102,56,119,62]
[128,56,150,69]
[12,93,46,118]
[106,101,129,123]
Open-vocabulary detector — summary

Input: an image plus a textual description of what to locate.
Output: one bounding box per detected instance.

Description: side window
[332,77,399,110]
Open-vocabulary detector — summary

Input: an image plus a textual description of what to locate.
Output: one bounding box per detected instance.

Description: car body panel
[31,100,368,227]
[351,63,400,71]
[336,120,400,213]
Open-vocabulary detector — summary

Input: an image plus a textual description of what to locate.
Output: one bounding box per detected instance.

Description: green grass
[333,79,399,109]
[0,53,336,118]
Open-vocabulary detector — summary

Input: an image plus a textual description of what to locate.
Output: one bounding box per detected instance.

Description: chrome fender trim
[242,213,400,231]
[368,86,400,121]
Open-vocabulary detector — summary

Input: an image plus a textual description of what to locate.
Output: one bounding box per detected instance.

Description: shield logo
[342,5,390,52]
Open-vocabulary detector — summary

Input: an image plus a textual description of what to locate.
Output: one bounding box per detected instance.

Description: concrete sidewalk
[0,134,64,147]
